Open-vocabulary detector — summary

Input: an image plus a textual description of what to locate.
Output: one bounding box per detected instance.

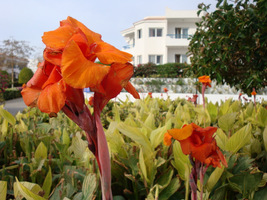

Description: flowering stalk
[198,76,212,109]
[164,123,228,200]
[251,88,257,113]
[21,17,140,200]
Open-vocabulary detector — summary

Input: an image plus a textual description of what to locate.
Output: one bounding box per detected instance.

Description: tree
[18,67,34,84]
[0,38,34,87]
[188,0,267,94]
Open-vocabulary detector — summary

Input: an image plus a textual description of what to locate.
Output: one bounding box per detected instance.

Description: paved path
[1,98,27,116]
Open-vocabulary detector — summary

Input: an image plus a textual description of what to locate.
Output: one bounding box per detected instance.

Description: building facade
[121,8,203,65]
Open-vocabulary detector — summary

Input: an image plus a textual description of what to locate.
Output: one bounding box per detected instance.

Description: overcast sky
[0,0,217,58]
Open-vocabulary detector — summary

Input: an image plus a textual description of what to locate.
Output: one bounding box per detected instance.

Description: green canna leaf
[156,168,173,189]
[62,128,70,146]
[139,148,148,183]
[150,125,167,149]
[225,123,252,154]
[14,177,46,200]
[117,122,152,155]
[215,128,228,151]
[82,173,97,200]
[218,112,237,133]
[42,167,52,199]
[171,141,191,181]
[35,142,47,160]
[257,106,267,128]
[263,127,267,151]
[0,181,7,200]
[206,166,225,192]
[0,105,16,125]
[159,177,181,200]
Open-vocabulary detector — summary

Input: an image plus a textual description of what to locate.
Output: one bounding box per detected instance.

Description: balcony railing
[166,34,191,39]
[122,44,135,50]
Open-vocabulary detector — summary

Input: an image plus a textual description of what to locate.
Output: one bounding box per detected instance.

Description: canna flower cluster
[164,123,227,168]
[164,123,227,200]
[21,16,140,200]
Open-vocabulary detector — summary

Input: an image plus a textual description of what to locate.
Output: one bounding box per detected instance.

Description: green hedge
[3,88,22,100]
[134,62,191,78]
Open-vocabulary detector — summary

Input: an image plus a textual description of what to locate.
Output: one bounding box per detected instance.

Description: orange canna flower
[163,87,168,93]
[164,123,227,168]
[148,92,152,98]
[21,61,84,115]
[42,16,132,90]
[251,90,257,96]
[198,75,212,87]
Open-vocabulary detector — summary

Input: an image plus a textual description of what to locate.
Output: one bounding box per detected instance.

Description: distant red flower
[163,87,168,93]
[148,92,152,98]
[198,75,211,87]
[198,75,212,108]
[251,89,257,96]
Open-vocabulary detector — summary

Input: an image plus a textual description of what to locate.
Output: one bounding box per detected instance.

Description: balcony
[122,44,135,50]
[166,34,191,47]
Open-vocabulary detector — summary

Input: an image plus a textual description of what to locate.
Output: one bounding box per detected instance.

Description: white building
[121,8,203,65]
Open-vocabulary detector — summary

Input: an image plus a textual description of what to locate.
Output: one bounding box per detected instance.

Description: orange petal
[65,16,102,45]
[42,66,62,89]
[61,40,110,88]
[101,62,133,99]
[42,25,78,49]
[94,41,132,64]
[193,125,217,143]
[21,85,41,107]
[191,142,213,163]
[163,132,173,146]
[167,124,193,141]
[43,48,62,66]
[124,82,140,99]
[26,67,48,88]
[37,80,66,114]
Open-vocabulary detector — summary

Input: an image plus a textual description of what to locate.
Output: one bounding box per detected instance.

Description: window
[149,28,163,37]
[137,29,142,39]
[137,55,142,64]
[149,55,163,64]
[175,54,187,63]
[175,28,189,39]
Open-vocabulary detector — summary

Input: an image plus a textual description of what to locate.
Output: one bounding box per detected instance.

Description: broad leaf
[206,167,225,192]
[42,167,52,199]
[35,142,47,160]
[218,112,237,133]
[171,141,190,181]
[215,128,228,151]
[263,126,267,151]
[0,105,16,125]
[82,173,97,200]
[0,181,7,200]
[225,123,252,153]
[14,178,46,200]
[159,178,181,200]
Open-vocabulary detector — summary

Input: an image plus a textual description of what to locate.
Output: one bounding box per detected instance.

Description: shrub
[3,87,22,100]
[0,71,10,102]
[18,67,33,84]
[134,63,191,78]
[133,62,157,77]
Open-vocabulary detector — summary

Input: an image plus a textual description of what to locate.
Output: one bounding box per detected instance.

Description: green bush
[133,62,157,77]
[1,98,266,199]
[18,67,33,84]
[3,88,22,100]
[134,63,191,78]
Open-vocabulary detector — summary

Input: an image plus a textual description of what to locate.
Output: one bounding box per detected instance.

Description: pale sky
[0,0,217,58]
